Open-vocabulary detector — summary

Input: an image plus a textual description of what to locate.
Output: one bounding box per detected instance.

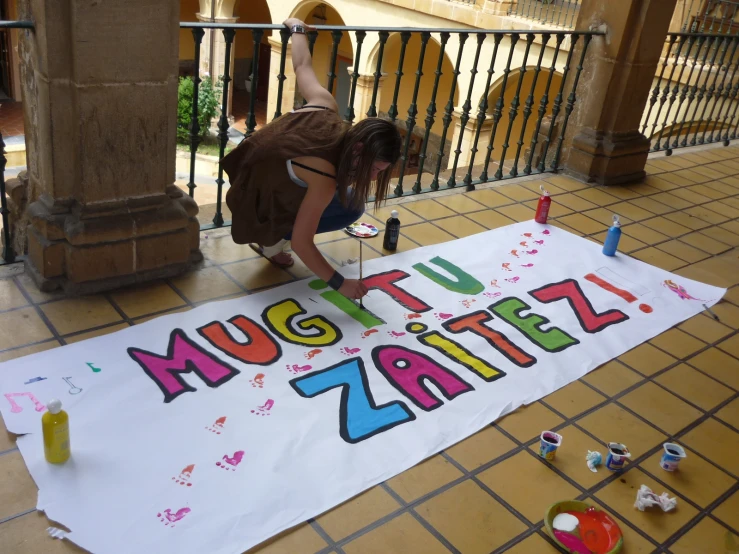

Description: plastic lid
[540,185,550,197]
[390,210,399,218]
[47,399,62,414]
[612,214,621,228]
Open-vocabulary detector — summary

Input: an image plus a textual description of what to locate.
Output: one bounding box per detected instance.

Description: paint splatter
[287,364,312,374]
[490,279,500,288]
[461,299,476,308]
[341,347,361,356]
[304,349,322,360]
[639,304,653,313]
[157,507,191,527]
[542,229,550,235]
[251,399,274,416]
[434,312,453,321]
[506,276,520,284]
[534,239,544,245]
[521,263,534,268]
[502,263,512,272]
[249,373,265,388]
[484,292,502,299]
[520,241,528,247]
[361,329,379,339]
[403,313,422,320]
[172,464,195,487]
[86,362,101,373]
[216,450,245,471]
[663,280,704,301]
[23,377,46,385]
[206,416,227,434]
[388,331,406,338]
[510,249,520,258]
[526,249,539,255]
[523,232,533,238]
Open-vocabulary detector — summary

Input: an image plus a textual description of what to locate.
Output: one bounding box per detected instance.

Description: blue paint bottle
[602,215,622,256]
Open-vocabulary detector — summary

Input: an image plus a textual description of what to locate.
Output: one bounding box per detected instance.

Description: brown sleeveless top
[222,109,347,246]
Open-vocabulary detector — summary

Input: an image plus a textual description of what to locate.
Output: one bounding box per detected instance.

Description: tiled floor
[1,145,739,553]
[0,101,25,138]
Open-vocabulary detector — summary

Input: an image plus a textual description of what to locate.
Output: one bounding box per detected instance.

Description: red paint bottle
[535,185,551,224]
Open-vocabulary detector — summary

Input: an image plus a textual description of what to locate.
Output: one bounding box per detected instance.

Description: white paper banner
[0,222,725,554]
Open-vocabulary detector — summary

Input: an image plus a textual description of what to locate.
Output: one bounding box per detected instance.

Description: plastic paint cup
[605,442,631,471]
[660,443,687,471]
[539,431,563,461]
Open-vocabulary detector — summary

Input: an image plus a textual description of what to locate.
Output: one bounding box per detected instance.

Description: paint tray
[544,500,623,554]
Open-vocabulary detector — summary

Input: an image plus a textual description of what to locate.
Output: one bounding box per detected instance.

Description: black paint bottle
[383,210,400,251]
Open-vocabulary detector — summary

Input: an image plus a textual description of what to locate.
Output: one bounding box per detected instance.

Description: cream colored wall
[179,0,201,60]
[233,0,273,60]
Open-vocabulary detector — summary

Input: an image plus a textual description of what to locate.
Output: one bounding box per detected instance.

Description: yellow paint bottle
[42,399,70,464]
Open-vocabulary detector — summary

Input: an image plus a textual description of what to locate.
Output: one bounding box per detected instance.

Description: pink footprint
[304,349,322,360]
[404,313,422,320]
[534,239,544,245]
[490,279,500,288]
[361,329,379,339]
[172,464,195,487]
[341,347,361,356]
[216,450,245,471]
[510,249,519,258]
[157,507,191,527]
[388,331,406,338]
[523,232,533,238]
[521,263,534,268]
[542,229,550,235]
[484,292,502,299]
[434,312,453,320]
[249,373,265,388]
[526,249,538,255]
[506,276,520,284]
[461,299,476,308]
[287,364,312,374]
[251,399,274,416]
[206,416,226,434]
[502,263,512,272]
[520,241,528,247]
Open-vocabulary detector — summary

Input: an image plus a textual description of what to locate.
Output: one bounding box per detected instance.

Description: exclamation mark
[584,274,653,313]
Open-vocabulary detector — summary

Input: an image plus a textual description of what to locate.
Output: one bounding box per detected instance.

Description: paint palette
[545,500,623,554]
[344,222,379,238]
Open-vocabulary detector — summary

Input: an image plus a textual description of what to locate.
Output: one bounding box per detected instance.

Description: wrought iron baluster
[690,35,722,145]
[659,36,695,152]
[246,29,264,137]
[682,0,697,31]
[555,0,567,27]
[551,33,591,171]
[0,132,14,263]
[448,33,486,189]
[432,33,468,191]
[481,33,519,181]
[699,35,732,144]
[388,32,411,122]
[676,36,708,146]
[465,34,504,188]
[394,31,430,197]
[345,30,367,124]
[214,28,235,227]
[669,36,700,149]
[413,32,450,194]
[568,0,580,29]
[727,72,739,139]
[525,34,563,175]
[650,35,689,150]
[709,36,739,143]
[188,28,205,199]
[367,31,389,118]
[542,0,553,25]
[326,30,343,96]
[497,33,535,180]
[719,40,739,142]
[641,34,677,137]
[524,0,535,19]
[272,28,290,120]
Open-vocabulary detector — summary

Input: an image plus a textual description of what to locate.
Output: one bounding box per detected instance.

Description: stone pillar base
[24,186,201,295]
[564,128,650,186]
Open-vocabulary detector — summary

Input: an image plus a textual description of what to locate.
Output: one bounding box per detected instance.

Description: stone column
[15,0,200,294]
[197,14,238,123]
[350,73,387,123]
[561,0,678,186]
[267,37,296,120]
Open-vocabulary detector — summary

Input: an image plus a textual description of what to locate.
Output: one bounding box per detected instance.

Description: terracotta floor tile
[556,213,605,235]
[543,380,606,418]
[700,225,739,247]
[0,511,80,554]
[497,402,564,443]
[578,403,667,459]
[650,191,694,210]
[704,180,739,196]
[343,513,448,554]
[647,158,683,172]
[688,183,728,200]
[678,313,733,344]
[64,322,131,344]
[494,203,537,222]
[170,267,243,303]
[707,200,739,218]
[0,279,28,312]
[372,204,424,225]
[465,209,517,230]
[673,169,711,185]
[670,516,738,554]
[595,468,698,543]
[640,216,693,238]
[316,486,400,541]
[582,207,632,227]
[465,188,516,208]
[715,398,739,431]
[674,258,737,289]
[663,211,711,231]
[725,286,739,305]
[416,480,527,553]
[387,455,463,502]
[552,192,599,212]
[0,451,37,520]
[688,347,739,389]
[528,424,611,488]
[523,178,567,195]
[403,199,457,220]
[710,298,739,326]
[621,223,670,245]
[582,361,644,397]
[650,328,706,359]
[401,222,456,246]
[682,205,730,226]
[619,343,678,376]
[713,490,739,530]
[110,281,186,319]
[440,193,487,213]
[644,175,681,190]
[624,183,664,196]
[574,188,622,207]
[592,231,647,253]
[478,451,580,524]
[200,236,261,264]
[681,418,739,476]
[642,446,734,508]
[548,220,584,236]
[0,340,59,363]
[610,201,658,222]
[631,247,687,271]
[686,253,739,290]
[246,524,327,554]
[505,533,561,554]
[435,215,486,238]
[524,198,573,218]
[619,382,702,435]
[717,334,739,358]
[0,306,54,351]
[446,426,517,471]
[134,306,192,324]
[40,297,121,336]
[222,257,293,291]
[317,238,382,266]
[680,231,734,255]
[543,175,588,191]
[600,185,643,201]
[497,184,540,202]
[656,240,710,263]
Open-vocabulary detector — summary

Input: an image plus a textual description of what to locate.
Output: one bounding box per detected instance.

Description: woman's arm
[283,18,338,111]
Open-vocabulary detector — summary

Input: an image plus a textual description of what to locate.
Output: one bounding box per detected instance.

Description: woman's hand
[339,279,369,301]
[283,18,310,31]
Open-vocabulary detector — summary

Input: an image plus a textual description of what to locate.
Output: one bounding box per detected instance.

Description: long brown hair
[335,118,402,209]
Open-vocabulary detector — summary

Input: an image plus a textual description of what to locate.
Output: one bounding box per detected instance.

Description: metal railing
[681,0,739,34]
[508,0,580,29]
[181,23,598,231]
[643,32,739,154]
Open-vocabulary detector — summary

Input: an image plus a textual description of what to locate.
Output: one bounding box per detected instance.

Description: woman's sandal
[249,244,295,268]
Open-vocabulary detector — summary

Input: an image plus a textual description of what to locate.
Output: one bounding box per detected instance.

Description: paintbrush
[359,240,364,310]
